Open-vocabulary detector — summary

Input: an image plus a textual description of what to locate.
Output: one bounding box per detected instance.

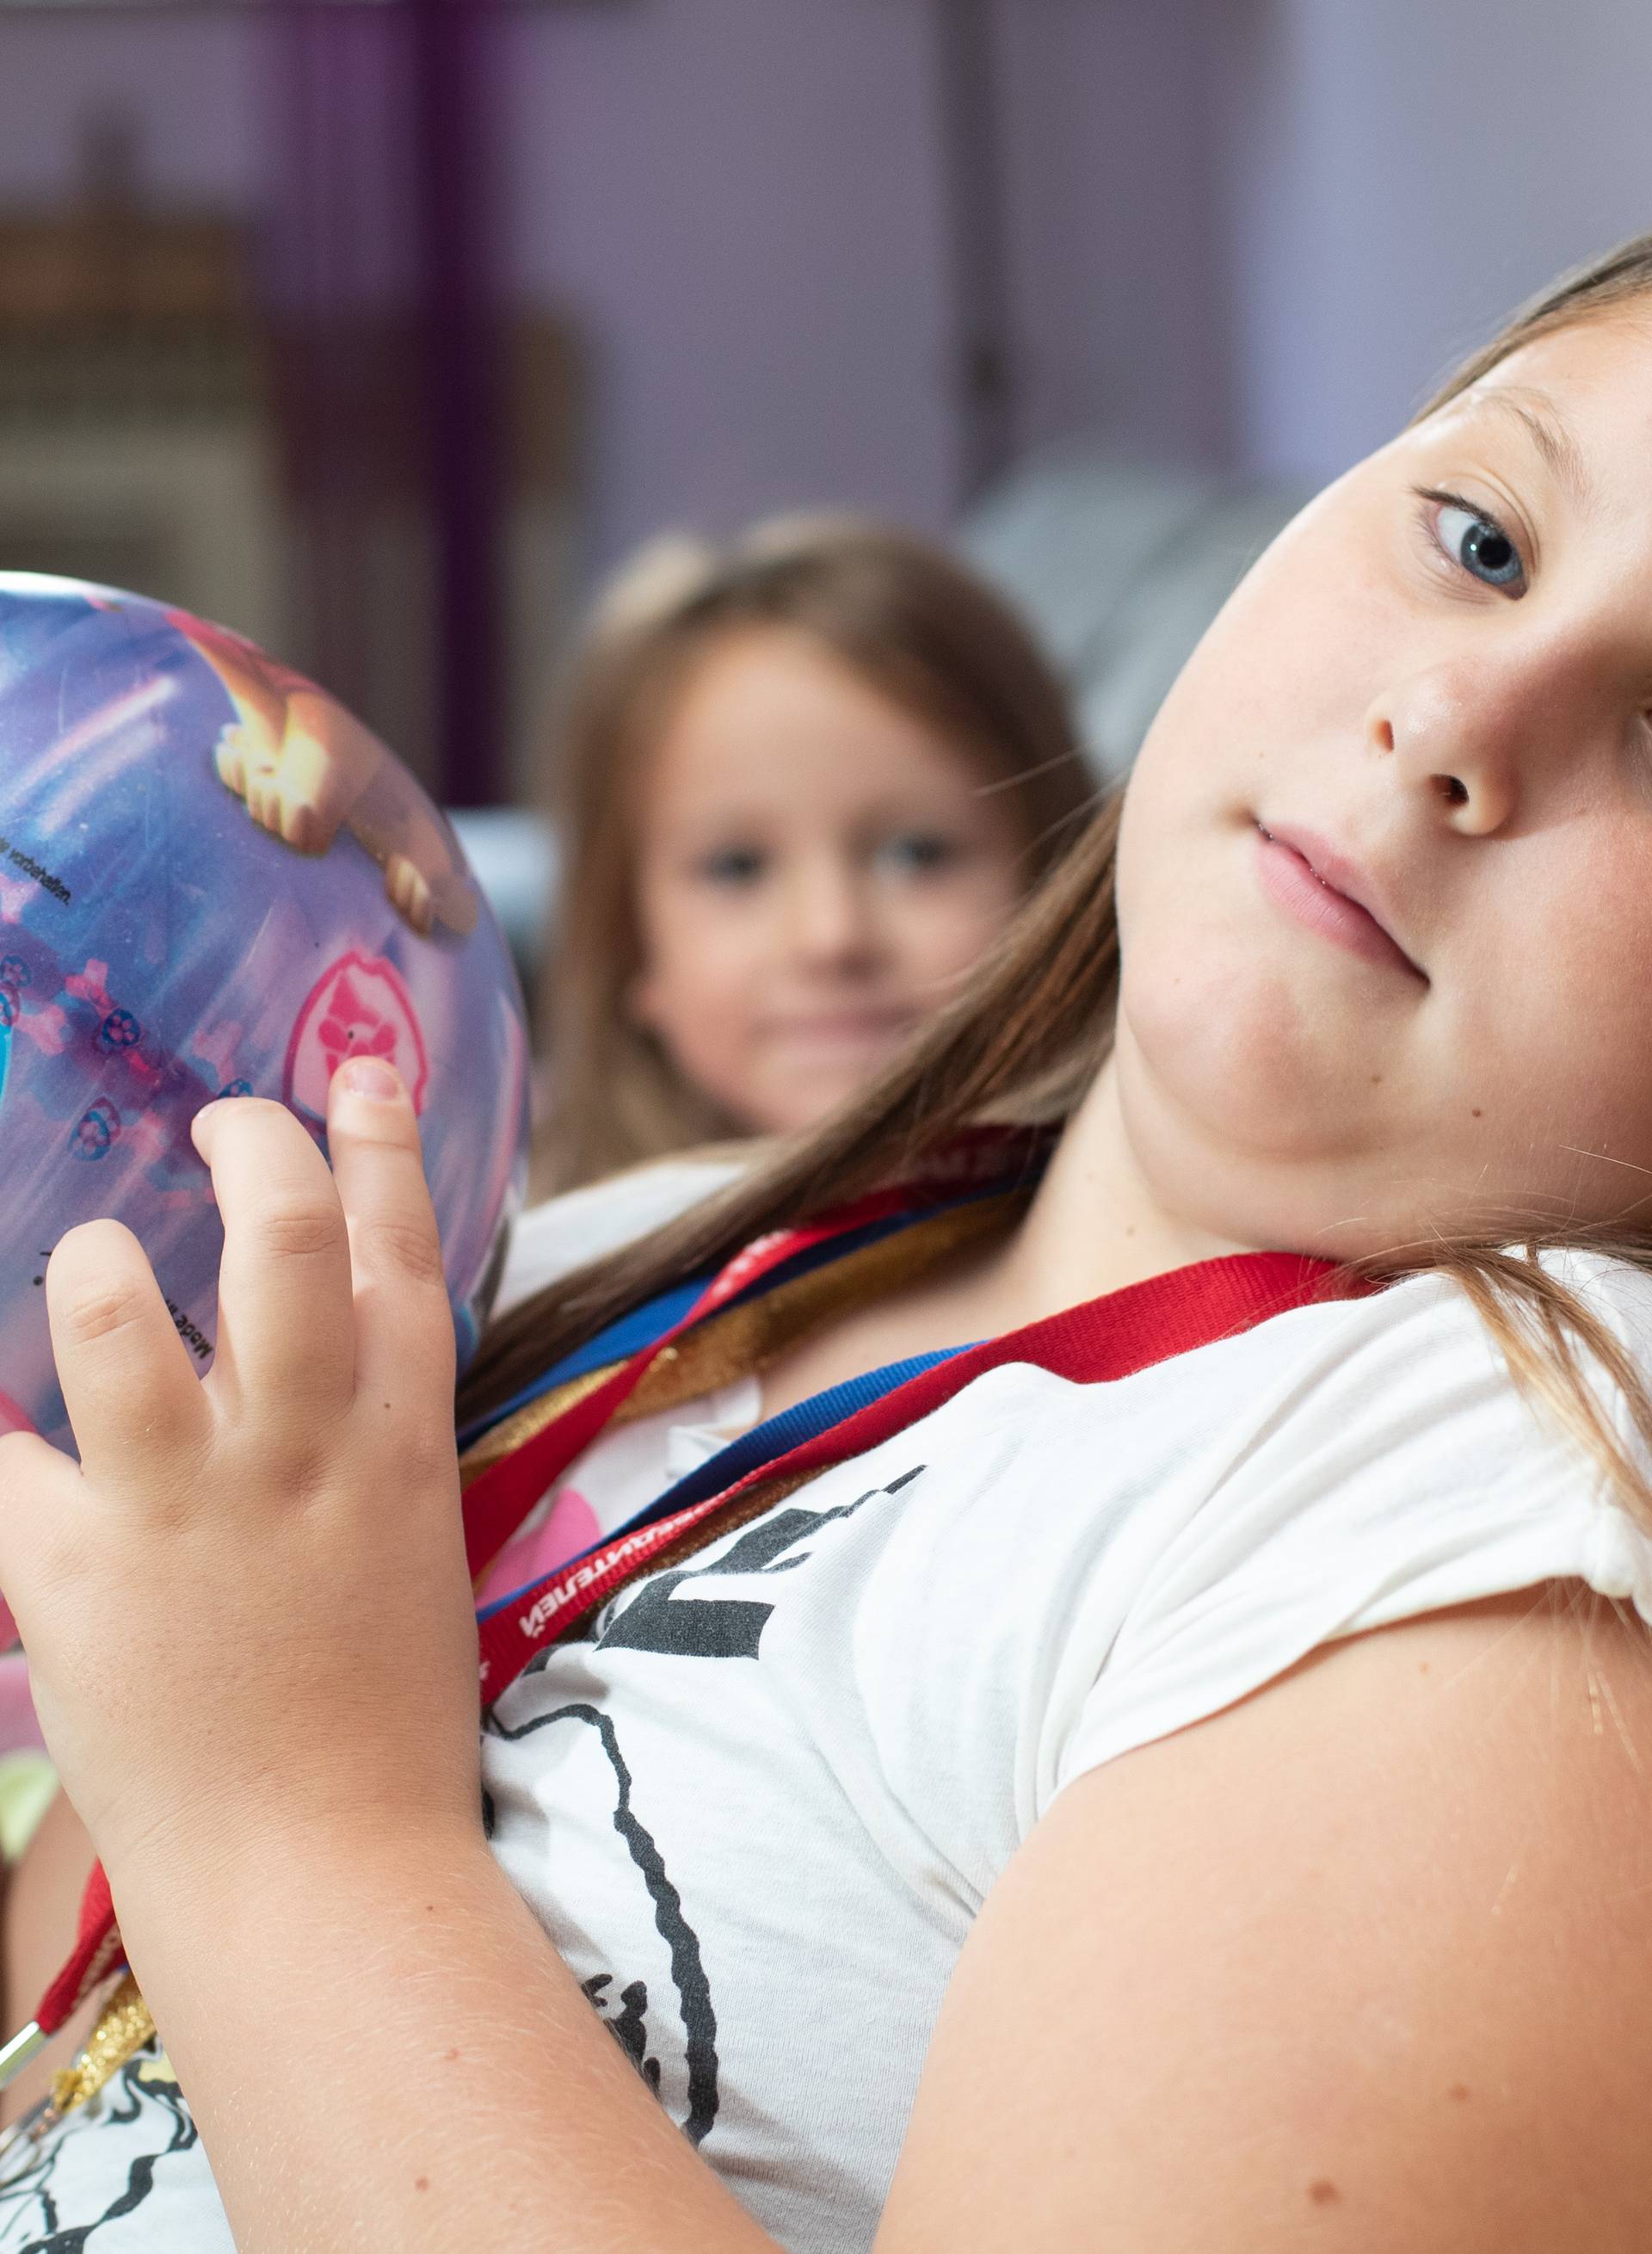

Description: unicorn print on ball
[170,612,478,942]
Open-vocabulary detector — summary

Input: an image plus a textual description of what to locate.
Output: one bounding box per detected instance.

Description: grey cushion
[447,805,557,986]
[959,445,1315,784]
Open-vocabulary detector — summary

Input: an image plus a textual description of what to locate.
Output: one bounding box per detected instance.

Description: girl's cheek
[663,899,786,1012]
[888,871,1022,976]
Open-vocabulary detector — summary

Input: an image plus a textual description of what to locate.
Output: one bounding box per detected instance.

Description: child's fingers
[191,1097,355,1425]
[43,1221,212,1485]
[325,1060,454,1408]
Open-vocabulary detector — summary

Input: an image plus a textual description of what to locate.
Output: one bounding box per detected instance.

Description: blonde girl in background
[9,238,1652,2253]
[533,517,1094,1194]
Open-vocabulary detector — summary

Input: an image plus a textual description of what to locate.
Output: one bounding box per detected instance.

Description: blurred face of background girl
[537,518,1094,1191]
[626,622,1029,1137]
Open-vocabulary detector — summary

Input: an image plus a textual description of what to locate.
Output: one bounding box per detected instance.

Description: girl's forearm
[109,1823,778,2254]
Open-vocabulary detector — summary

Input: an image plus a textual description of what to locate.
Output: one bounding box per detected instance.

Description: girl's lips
[1254,825,1426,980]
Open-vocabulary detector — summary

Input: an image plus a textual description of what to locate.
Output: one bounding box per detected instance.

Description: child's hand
[0,1062,480,1902]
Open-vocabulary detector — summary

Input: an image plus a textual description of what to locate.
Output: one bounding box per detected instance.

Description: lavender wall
[496,0,1238,567]
[991,0,1236,469]
[1217,0,1652,481]
[0,12,271,207]
[495,0,959,566]
[0,1,1236,577]
[1,1,1647,545]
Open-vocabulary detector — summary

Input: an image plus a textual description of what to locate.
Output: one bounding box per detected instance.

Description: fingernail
[338,1057,401,1101]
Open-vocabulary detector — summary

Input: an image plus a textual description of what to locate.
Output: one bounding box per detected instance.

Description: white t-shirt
[496,1155,747,1309]
[3,1181,1651,2253]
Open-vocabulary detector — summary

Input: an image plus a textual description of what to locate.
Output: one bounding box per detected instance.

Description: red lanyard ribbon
[464,1198,899,1584]
[461,1134,1047,1584]
[473,1247,1362,1700]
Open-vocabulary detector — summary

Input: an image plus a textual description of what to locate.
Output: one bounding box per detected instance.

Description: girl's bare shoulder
[878,1587,1652,2253]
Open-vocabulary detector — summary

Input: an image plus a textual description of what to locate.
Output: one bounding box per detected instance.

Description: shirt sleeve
[1040,1259,1652,1815]
[496,1158,748,1311]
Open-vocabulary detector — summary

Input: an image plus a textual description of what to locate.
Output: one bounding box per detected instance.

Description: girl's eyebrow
[1473,384,1594,511]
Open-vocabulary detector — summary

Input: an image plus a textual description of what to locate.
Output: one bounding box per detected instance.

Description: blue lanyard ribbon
[476,1337,969,1622]
[461,1186,1006,1451]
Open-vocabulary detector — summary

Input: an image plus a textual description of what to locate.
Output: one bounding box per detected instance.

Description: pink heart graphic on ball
[284,949,429,1121]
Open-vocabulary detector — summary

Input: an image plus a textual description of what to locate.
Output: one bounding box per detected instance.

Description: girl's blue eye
[698,845,767,886]
[1433,498,1526,592]
[876,832,962,875]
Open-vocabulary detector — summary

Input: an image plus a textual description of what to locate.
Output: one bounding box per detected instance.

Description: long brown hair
[466,233,1652,1522]
[534,516,1096,1190]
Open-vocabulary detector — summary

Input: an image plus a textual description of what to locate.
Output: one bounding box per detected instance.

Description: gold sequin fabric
[50,1974,157,2115]
[461,1194,1022,1487]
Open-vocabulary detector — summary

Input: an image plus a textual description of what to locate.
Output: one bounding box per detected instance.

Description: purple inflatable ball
[0,572,530,1457]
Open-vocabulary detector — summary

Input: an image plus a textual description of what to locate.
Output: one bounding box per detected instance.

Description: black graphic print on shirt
[0,2047,195,2252]
[484,1701,722,2146]
[490,1466,927,2149]
[595,1466,925,1664]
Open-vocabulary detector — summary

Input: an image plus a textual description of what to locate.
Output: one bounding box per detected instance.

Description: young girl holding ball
[6,238,1652,2252]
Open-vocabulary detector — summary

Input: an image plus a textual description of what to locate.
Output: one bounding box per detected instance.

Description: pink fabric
[0,1652,45,1755]
[476,1487,601,1609]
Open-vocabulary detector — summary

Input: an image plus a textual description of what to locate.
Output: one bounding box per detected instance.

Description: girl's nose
[1367,651,1562,837]
[782,857,879,967]
[1367,675,1513,836]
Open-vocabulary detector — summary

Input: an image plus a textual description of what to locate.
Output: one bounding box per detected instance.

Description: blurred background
[0,0,1645,984]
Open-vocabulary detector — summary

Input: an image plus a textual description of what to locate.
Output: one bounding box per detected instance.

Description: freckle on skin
[1471,1108,1482,1118]
[1308,2180,1341,2207]
[1370,1074,1382,1086]
[415,2177,429,2193]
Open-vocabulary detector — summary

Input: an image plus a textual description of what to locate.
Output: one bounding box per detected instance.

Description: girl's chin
[737,1049,910,1135]
[765,1023,913,1074]
[1119,1003,1393,1173]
